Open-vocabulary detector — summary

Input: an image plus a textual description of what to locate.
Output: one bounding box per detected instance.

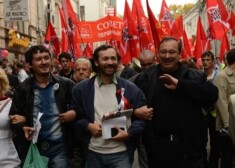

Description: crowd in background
[0,36,235,168]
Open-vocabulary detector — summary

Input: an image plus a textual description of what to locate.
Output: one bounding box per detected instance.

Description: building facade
[0,0,115,61]
[183,0,235,57]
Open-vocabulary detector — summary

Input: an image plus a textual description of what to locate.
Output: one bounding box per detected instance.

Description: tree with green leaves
[169,3,194,19]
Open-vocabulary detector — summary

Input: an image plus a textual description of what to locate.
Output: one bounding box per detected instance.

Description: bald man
[138,50,156,70]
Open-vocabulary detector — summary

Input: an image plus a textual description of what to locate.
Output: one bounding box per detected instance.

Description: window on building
[187,21,192,33]
[48,3,50,11]
[80,6,85,21]
[47,13,51,23]
[52,15,54,25]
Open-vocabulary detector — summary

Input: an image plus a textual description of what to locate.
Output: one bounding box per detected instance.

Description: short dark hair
[16,61,25,68]
[226,48,235,65]
[158,36,182,54]
[58,52,72,62]
[25,45,51,65]
[93,45,119,61]
[201,51,215,61]
[2,58,8,62]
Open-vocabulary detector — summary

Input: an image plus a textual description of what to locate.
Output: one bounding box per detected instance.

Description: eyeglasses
[159,50,178,56]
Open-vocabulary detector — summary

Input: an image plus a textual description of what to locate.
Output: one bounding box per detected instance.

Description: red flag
[181,30,192,59]
[62,0,82,58]
[206,0,229,39]
[188,36,196,56]
[44,22,60,56]
[132,0,145,26]
[229,11,235,36]
[63,0,79,25]
[123,0,138,40]
[117,88,131,110]
[124,0,140,59]
[175,16,183,37]
[175,16,191,59]
[146,0,162,53]
[194,17,209,60]
[132,0,153,50]
[117,41,131,64]
[218,0,229,22]
[219,34,230,62]
[119,0,140,64]
[184,30,192,57]
[83,43,93,58]
[57,5,68,52]
[159,0,174,36]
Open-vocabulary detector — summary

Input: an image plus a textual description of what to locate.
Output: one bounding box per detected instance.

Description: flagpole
[107,14,117,50]
[57,2,75,61]
[75,22,86,57]
[67,18,78,61]
[136,15,144,51]
[60,0,85,61]
[82,43,88,57]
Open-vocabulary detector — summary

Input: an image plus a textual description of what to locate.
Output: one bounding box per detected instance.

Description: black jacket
[120,66,137,79]
[9,74,76,163]
[134,64,218,168]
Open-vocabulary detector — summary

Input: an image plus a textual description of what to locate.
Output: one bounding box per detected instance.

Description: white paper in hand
[102,116,127,139]
[32,112,43,144]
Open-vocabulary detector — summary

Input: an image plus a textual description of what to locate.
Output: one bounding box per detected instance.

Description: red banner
[77,16,123,43]
[206,0,229,39]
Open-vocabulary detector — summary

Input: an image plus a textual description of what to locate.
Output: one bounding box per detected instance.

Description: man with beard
[10,45,76,168]
[134,36,218,168]
[70,45,151,168]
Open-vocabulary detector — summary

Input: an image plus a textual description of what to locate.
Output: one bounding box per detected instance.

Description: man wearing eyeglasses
[134,36,218,168]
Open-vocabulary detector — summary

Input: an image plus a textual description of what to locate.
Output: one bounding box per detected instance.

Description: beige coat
[214,66,235,130]
[228,94,235,146]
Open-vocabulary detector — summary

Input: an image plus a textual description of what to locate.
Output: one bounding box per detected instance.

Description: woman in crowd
[0,68,21,168]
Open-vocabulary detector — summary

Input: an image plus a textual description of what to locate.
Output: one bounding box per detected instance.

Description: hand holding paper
[111,126,129,141]
[102,116,127,139]
[32,112,43,144]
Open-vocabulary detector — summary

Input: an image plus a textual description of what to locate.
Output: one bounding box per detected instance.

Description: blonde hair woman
[0,68,21,168]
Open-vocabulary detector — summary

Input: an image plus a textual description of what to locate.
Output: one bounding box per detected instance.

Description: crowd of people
[1,36,235,168]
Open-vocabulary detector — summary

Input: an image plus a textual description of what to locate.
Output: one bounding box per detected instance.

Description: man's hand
[23,126,35,141]
[87,123,102,137]
[134,105,154,120]
[112,126,129,141]
[9,115,26,124]
[59,110,76,123]
[159,74,178,90]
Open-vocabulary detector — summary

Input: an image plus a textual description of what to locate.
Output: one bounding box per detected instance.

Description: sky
[117,0,198,16]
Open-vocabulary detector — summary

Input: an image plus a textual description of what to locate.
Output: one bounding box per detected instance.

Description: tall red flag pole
[146,0,161,54]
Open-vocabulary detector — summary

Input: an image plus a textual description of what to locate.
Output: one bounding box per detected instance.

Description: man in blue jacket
[71,45,152,168]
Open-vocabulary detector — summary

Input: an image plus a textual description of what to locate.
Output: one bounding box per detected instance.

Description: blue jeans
[86,150,131,168]
[37,141,69,168]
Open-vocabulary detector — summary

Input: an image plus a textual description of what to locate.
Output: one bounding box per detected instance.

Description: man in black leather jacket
[10,45,76,168]
[134,37,218,168]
